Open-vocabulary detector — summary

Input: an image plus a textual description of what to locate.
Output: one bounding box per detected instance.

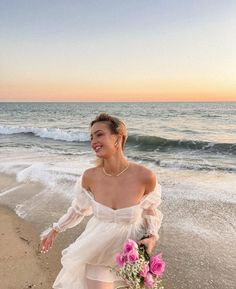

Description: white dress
[40,171,163,289]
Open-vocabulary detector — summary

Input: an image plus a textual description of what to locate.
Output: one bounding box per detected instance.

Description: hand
[39,229,58,253]
[137,235,157,256]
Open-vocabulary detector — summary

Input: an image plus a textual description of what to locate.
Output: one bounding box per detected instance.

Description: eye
[90,133,103,140]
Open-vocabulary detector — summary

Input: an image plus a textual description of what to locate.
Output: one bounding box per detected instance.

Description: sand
[0,204,52,289]
[0,173,236,289]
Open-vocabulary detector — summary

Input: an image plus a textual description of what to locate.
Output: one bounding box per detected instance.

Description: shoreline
[0,204,61,289]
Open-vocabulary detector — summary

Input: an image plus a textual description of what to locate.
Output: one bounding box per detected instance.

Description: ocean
[0,101,235,288]
[0,101,235,212]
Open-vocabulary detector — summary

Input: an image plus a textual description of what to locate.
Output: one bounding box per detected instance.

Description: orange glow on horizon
[0,80,235,102]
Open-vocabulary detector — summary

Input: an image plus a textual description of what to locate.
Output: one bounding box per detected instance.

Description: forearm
[142,205,163,241]
[143,218,160,241]
[40,205,85,240]
[52,211,85,233]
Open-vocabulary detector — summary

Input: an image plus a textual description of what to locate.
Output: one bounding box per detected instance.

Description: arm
[142,202,163,241]
[143,171,163,240]
[138,171,163,255]
[40,173,93,240]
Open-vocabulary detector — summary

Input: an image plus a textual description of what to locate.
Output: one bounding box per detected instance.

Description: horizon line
[0,100,236,103]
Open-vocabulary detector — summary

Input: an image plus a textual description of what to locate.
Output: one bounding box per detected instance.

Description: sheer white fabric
[141,185,163,240]
[40,171,163,289]
[52,176,93,233]
[40,175,93,240]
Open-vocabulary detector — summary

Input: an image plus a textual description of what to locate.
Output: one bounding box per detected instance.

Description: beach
[0,102,235,289]
[0,204,53,289]
[0,172,235,289]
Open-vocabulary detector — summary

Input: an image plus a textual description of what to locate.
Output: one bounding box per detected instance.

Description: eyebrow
[90,130,104,137]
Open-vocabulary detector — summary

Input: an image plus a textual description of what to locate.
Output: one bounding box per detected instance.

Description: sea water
[0,102,235,212]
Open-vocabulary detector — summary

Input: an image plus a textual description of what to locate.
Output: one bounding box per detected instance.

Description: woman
[39,113,163,289]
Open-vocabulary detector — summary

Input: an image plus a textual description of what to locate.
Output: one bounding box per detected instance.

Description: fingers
[138,239,154,256]
[40,245,50,253]
[39,239,46,251]
[39,238,53,253]
[138,239,148,246]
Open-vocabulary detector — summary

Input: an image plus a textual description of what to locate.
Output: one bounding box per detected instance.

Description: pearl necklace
[103,162,130,177]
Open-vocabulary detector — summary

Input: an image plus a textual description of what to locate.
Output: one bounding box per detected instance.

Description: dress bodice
[40,171,163,241]
[83,186,162,224]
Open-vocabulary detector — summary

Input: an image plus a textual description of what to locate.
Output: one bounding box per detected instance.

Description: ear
[117,133,123,141]
[115,134,123,145]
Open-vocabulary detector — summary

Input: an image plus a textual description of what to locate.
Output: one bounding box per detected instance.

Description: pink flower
[115,252,126,267]
[139,263,149,277]
[123,239,138,254]
[144,272,155,288]
[126,249,139,263]
[149,253,165,277]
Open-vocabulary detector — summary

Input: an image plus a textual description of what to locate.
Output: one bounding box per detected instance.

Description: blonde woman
[39,113,163,289]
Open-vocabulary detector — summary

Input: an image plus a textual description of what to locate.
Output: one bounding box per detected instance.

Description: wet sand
[0,204,54,289]
[0,173,235,289]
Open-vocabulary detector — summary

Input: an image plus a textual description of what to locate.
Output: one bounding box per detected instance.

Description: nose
[91,138,98,149]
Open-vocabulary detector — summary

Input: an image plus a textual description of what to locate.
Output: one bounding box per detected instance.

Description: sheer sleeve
[40,173,93,240]
[141,183,163,241]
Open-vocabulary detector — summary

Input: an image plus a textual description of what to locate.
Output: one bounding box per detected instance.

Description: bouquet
[109,237,165,289]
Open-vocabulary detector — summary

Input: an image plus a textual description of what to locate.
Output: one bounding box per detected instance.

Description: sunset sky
[0,0,235,102]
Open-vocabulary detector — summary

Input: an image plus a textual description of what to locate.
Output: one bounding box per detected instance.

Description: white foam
[0,152,93,199]
[0,163,29,175]
[0,184,24,196]
[15,204,28,218]
[14,188,50,219]
[0,125,90,142]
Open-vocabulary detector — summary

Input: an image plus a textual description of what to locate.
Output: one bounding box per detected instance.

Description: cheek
[102,139,116,152]
[102,136,114,146]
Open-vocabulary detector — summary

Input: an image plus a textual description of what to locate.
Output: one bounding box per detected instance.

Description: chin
[95,152,109,159]
[95,152,105,158]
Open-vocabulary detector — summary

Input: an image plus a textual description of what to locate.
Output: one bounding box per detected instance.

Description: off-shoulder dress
[40,171,163,289]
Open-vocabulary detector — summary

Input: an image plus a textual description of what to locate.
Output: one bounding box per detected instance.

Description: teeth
[95,146,102,152]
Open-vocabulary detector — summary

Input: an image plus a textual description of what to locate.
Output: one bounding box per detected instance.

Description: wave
[129,156,236,172]
[127,135,236,155]
[1,125,235,155]
[0,125,89,142]
[0,162,86,196]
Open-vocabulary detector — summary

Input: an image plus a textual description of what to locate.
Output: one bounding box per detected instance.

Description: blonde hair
[90,113,128,166]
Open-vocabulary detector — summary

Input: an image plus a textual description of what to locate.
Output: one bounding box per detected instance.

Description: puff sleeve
[40,173,93,240]
[141,183,163,241]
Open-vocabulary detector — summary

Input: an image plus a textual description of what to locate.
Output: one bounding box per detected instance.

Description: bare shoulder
[81,167,99,190]
[131,162,157,195]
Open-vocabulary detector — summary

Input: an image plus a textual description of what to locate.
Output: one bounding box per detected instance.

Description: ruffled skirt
[52,216,145,289]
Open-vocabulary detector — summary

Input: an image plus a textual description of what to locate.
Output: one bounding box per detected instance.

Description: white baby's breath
[111,239,165,289]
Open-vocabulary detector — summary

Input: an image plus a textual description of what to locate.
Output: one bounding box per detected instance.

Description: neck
[102,154,129,175]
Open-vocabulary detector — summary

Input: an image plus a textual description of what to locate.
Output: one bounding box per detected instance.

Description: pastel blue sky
[0,0,235,101]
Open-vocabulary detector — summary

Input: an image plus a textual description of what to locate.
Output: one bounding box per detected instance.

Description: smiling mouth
[94,146,102,152]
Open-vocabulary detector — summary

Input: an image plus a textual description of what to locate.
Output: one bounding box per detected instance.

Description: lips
[94,145,102,152]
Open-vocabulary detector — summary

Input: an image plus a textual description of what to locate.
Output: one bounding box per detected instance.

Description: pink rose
[123,239,138,254]
[126,249,139,263]
[139,263,149,277]
[149,253,165,277]
[115,252,126,267]
[144,272,155,288]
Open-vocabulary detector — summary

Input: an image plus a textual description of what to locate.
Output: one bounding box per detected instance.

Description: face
[90,122,120,158]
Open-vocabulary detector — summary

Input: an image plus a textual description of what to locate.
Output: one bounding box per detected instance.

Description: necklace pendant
[103,162,130,177]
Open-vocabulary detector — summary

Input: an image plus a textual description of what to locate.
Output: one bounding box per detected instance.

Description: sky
[0,0,236,102]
